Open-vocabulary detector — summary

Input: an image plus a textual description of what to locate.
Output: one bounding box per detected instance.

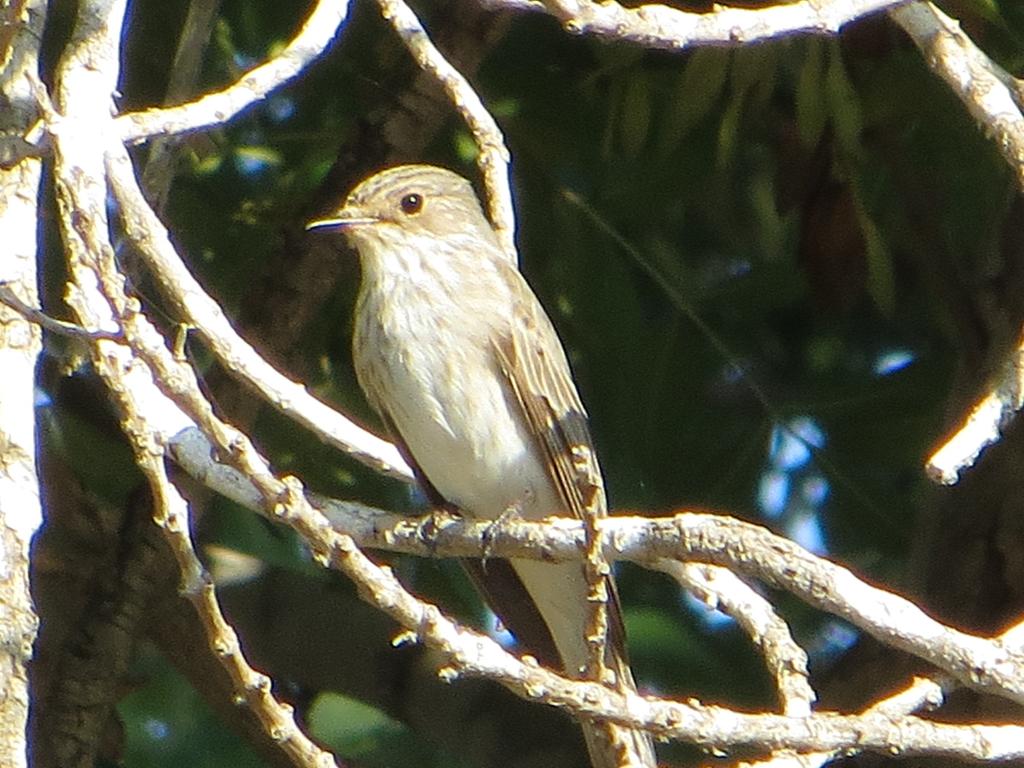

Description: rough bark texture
[0,1,46,766]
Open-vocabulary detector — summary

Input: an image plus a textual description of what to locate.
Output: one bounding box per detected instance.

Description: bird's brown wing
[490,268,630,660]
[490,275,606,523]
[490,271,660,768]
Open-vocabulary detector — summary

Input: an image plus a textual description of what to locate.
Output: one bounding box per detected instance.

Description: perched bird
[307,164,656,768]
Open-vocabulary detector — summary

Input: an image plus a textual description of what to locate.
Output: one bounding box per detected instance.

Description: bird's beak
[305,206,378,232]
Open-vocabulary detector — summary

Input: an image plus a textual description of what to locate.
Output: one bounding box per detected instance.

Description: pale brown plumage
[308,165,656,768]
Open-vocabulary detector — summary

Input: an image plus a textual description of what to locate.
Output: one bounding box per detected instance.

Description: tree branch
[114,0,352,145]
[169,427,1024,709]
[655,561,815,717]
[891,2,1024,194]
[49,2,340,764]
[0,0,45,765]
[735,676,950,768]
[888,2,1024,486]
[105,145,412,480]
[376,0,517,260]
[480,0,912,49]
[160,441,1024,759]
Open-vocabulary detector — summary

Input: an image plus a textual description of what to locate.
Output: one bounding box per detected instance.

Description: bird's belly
[369,331,558,520]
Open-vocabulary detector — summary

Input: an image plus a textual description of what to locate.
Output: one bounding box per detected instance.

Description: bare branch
[105,145,412,480]
[482,0,911,49]
[888,2,1024,485]
[168,428,1024,709]
[84,263,337,768]
[624,514,1024,708]
[166,431,1024,760]
[80,254,340,767]
[56,138,341,768]
[159,447,1024,760]
[202,471,1024,760]
[892,2,1024,193]
[376,0,517,259]
[0,283,122,342]
[48,2,343,763]
[146,454,339,768]
[735,676,950,768]
[925,374,1021,485]
[0,0,45,764]
[114,0,353,145]
[656,561,815,717]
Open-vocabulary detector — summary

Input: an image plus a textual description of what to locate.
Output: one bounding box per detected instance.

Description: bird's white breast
[354,255,559,521]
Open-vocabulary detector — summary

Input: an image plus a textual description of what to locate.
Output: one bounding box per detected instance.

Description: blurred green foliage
[36,0,1024,765]
[118,645,264,768]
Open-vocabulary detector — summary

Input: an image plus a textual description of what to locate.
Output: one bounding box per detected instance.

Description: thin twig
[582,516,612,682]
[0,283,122,342]
[888,2,1024,485]
[734,676,949,768]
[657,560,815,717]
[145,447,339,768]
[114,0,352,145]
[375,0,517,260]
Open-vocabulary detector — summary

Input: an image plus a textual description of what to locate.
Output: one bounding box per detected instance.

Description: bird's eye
[400,193,424,215]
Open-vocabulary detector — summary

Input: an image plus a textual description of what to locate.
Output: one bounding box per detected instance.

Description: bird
[307,164,656,768]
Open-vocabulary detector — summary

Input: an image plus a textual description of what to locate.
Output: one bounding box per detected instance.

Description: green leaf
[656,48,730,157]
[619,73,652,158]
[849,174,895,316]
[308,692,470,768]
[826,45,864,159]
[796,39,827,148]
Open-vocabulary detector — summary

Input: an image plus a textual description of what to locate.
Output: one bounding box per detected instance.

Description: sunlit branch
[170,427,1024,709]
[106,144,412,481]
[375,0,517,260]
[480,0,911,49]
[891,2,1024,485]
[114,0,353,145]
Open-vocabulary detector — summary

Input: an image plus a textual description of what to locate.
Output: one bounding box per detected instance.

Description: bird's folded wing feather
[490,268,629,657]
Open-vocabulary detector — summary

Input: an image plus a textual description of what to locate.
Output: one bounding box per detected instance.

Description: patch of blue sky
[487,609,516,650]
[873,348,915,377]
[757,470,789,518]
[142,717,171,741]
[807,619,859,667]
[787,510,827,555]
[682,590,734,631]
